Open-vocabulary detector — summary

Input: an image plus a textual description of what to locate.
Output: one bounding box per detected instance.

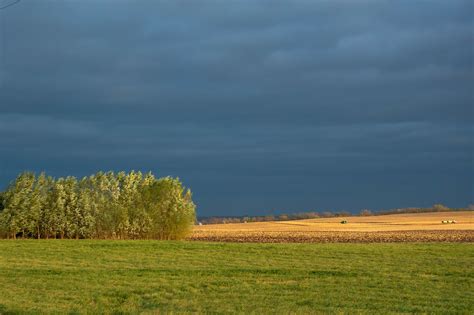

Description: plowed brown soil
[189,211,474,243]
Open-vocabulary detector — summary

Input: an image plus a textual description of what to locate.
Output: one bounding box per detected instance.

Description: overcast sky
[0,0,472,216]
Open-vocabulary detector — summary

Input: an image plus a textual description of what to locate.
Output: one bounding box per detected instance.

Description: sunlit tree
[0,171,196,240]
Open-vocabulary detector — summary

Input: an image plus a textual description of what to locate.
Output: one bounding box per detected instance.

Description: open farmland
[0,241,473,313]
[190,211,474,242]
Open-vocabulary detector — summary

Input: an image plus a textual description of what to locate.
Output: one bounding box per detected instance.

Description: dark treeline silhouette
[198,204,469,225]
[0,171,196,240]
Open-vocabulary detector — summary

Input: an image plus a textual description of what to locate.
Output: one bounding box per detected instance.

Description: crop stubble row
[188,230,474,243]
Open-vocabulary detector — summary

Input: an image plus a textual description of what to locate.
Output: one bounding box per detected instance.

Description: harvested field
[190,211,474,243]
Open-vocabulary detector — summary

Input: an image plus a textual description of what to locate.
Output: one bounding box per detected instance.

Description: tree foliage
[0,171,196,240]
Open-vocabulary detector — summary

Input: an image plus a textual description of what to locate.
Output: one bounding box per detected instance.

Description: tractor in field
[442,220,457,224]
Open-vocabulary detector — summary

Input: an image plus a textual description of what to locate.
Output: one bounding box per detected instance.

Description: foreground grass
[0,241,472,314]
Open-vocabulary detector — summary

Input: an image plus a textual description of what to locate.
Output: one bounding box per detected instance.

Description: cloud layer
[0,0,472,215]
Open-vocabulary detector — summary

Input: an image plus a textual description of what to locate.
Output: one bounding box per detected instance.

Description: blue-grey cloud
[0,0,472,215]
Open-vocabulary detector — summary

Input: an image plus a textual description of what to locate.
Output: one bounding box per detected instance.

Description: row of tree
[198,204,465,225]
[199,211,349,225]
[0,171,196,239]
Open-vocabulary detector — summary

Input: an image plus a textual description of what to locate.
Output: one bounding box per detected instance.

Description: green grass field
[0,241,472,314]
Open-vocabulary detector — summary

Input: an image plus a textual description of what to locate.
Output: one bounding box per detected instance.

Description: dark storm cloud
[0,0,472,215]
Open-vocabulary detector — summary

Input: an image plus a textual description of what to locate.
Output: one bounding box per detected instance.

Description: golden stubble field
[189,211,474,243]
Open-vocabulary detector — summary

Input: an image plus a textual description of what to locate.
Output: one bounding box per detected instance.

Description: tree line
[0,171,196,240]
[198,211,348,225]
[198,204,467,225]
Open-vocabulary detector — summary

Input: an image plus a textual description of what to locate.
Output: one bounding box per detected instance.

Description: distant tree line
[198,211,350,225]
[198,204,469,225]
[0,171,196,240]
